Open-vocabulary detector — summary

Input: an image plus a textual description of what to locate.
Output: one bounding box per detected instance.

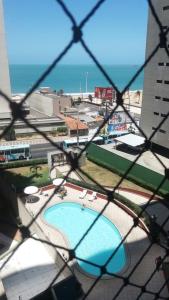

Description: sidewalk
[0,135,69,146]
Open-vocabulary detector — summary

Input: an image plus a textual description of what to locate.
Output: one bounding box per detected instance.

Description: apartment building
[140,0,169,150]
[0,0,11,118]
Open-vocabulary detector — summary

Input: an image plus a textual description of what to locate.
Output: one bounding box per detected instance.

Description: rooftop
[64,116,88,130]
[115,133,145,147]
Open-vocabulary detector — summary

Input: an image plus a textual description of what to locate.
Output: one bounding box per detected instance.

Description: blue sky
[3,0,148,65]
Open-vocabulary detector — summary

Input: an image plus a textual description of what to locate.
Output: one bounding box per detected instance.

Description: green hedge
[30,178,52,188]
[57,126,68,133]
[0,158,47,169]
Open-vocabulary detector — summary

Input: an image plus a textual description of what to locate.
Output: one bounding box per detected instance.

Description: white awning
[114,134,145,147]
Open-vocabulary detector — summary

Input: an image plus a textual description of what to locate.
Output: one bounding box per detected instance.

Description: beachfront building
[28,88,72,117]
[140,1,169,151]
[0,0,11,119]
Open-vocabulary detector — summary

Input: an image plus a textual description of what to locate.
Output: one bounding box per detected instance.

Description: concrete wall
[140,0,169,149]
[28,93,72,117]
[28,93,54,117]
[0,0,11,117]
[69,128,88,137]
[53,96,72,115]
[87,143,169,196]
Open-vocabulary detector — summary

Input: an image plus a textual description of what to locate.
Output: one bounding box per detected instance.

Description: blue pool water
[44,202,126,276]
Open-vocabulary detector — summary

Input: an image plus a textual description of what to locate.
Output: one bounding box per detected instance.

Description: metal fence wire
[0,0,169,299]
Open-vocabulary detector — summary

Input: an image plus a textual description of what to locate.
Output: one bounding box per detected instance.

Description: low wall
[87,143,169,196]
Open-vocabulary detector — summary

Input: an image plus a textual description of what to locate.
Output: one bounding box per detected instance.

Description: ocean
[9,64,144,94]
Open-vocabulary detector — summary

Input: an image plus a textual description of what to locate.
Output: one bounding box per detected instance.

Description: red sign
[95,87,115,100]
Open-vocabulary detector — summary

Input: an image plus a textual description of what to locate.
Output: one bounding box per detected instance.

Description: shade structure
[24,185,39,195]
[115,133,145,147]
[53,178,66,186]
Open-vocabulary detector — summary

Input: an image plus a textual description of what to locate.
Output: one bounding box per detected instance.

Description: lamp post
[80,81,83,99]
[85,72,88,94]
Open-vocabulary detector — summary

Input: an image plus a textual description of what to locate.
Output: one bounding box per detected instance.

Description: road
[31,142,63,159]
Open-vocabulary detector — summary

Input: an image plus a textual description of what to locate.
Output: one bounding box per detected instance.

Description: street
[31,142,63,159]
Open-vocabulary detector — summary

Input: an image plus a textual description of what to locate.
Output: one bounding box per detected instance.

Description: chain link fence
[0,0,169,299]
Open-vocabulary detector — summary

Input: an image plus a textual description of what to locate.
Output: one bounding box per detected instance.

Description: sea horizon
[9,64,144,94]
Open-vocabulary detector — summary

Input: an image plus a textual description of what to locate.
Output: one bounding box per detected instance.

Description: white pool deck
[21,183,169,300]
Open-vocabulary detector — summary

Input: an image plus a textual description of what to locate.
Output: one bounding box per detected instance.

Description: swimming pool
[44,202,126,276]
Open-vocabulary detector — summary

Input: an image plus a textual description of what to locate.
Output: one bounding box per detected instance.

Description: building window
[163,97,169,102]
[161,113,167,117]
[154,112,159,115]
[164,80,169,84]
[155,96,161,100]
[163,6,169,11]
[152,127,156,130]
[166,63,169,66]
[156,80,162,83]
[159,129,166,133]
[158,62,164,66]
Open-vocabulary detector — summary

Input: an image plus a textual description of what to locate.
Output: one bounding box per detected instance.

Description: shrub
[57,126,68,134]
[3,126,16,141]
[51,128,57,137]
[0,158,47,169]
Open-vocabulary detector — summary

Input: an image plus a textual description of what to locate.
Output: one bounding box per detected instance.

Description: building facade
[64,116,88,137]
[0,0,11,118]
[28,91,72,117]
[140,0,169,150]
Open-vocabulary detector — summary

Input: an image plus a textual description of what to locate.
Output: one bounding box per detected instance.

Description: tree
[77,97,81,105]
[70,97,74,107]
[88,94,93,102]
[51,128,57,137]
[135,90,141,104]
[57,89,64,96]
[30,165,42,177]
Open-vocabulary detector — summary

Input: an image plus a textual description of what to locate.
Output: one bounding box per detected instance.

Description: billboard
[107,123,128,134]
[95,87,115,100]
[107,111,131,135]
[108,111,131,125]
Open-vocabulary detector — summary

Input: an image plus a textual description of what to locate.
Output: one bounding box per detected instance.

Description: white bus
[0,144,31,162]
[62,136,104,150]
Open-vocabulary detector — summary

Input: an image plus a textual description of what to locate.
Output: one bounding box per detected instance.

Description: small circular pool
[44,202,126,276]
